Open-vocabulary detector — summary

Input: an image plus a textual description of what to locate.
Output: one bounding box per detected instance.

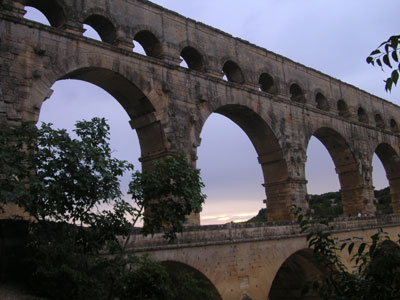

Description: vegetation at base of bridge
[293,207,400,300]
[0,118,220,300]
[247,188,392,223]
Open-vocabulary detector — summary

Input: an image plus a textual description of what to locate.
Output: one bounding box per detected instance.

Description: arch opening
[358,107,369,124]
[222,60,245,84]
[24,6,51,26]
[161,261,222,300]
[180,46,204,71]
[37,79,142,213]
[197,114,266,224]
[374,143,400,214]
[198,104,290,222]
[56,67,166,165]
[390,119,398,132]
[259,73,277,94]
[375,113,385,129]
[337,99,350,118]
[310,127,364,217]
[315,92,329,111]
[306,136,342,219]
[290,83,306,103]
[372,153,391,215]
[83,23,102,41]
[25,0,66,28]
[83,15,117,44]
[269,249,329,300]
[134,30,163,58]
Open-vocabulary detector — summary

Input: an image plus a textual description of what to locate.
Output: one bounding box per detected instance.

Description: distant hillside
[247,187,392,222]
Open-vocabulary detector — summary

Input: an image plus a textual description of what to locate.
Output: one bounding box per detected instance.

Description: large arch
[374,143,400,214]
[161,261,222,300]
[308,127,364,217]
[269,249,329,300]
[39,67,168,170]
[198,104,291,221]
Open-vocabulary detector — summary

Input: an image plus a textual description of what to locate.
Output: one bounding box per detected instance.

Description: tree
[367,35,400,92]
[293,208,400,300]
[0,118,216,300]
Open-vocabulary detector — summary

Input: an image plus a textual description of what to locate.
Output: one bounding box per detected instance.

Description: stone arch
[222,60,245,84]
[315,92,329,111]
[160,261,222,300]
[308,127,364,217]
[198,104,291,221]
[358,106,369,124]
[269,249,329,300]
[374,143,400,214]
[133,30,163,58]
[375,113,385,129]
[289,83,306,103]
[24,0,66,28]
[83,14,117,44]
[36,66,167,169]
[180,46,205,71]
[259,72,277,94]
[337,99,350,118]
[390,118,399,132]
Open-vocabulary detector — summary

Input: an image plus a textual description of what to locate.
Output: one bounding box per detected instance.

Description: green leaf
[366,56,374,64]
[348,243,354,255]
[383,54,392,68]
[358,243,367,255]
[385,78,393,92]
[377,59,382,67]
[392,50,399,62]
[370,49,381,56]
[390,36,399,50]
[392,70,399,85]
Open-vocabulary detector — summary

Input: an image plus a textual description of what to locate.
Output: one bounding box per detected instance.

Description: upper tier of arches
[17,0,400,133]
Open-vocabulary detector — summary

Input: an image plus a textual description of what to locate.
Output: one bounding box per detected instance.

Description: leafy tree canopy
[0,118,217,300]
[294,207,400,300]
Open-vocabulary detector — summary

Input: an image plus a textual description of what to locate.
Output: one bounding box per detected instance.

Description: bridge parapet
[128,214,400,251]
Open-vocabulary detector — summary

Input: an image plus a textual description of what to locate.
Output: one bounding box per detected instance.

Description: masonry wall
[1,0,400,223]
[129,216,400,299]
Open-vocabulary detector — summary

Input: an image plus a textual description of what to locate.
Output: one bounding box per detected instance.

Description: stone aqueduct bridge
[2,0,400,222]
[1,0,400,297]
[128,216,400,299]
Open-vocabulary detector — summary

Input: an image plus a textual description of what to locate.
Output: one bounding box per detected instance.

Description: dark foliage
[0,119,216,300]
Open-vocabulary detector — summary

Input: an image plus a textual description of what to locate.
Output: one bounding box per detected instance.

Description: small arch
[315,92,329,111]
[25,0,66,28]
[180,46,204,71]
[358,107,369,123]
[290,83,306,103]
[134,30,163,58]
[222,60,245,84]
[259,73,277,94]
[374,143,400,214]
[269,249,329,300]
[161,261,222,300]
[83,14,117,44]
[390,118,399,132]
[375,113,385,129]
[337,99,350,118]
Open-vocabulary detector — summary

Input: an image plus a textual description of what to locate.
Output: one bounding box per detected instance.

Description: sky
[24,0,400,225]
